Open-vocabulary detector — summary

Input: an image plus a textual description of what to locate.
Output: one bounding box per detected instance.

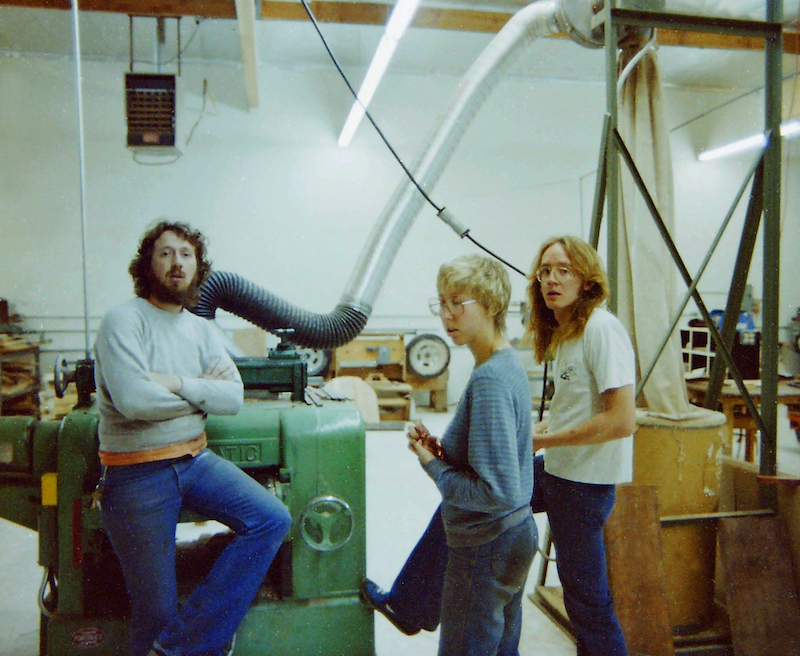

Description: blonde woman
[367,254,536,656]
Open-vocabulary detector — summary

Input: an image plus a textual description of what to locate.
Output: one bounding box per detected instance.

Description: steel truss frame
[592,1,783,502]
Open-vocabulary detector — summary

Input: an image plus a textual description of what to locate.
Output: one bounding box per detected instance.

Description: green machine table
[0,400,374,656]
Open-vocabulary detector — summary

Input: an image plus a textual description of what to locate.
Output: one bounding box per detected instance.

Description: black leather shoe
[359,579,420,636]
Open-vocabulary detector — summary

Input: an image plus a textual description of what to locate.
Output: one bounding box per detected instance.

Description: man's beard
[148,272,198,308]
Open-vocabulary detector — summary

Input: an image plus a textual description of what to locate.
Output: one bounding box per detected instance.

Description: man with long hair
[94,220,292,656]
[526,235,635,656]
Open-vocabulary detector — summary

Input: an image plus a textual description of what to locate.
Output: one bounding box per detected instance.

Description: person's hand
[407,420,443,463]
[149,372,182,393]
[408,433,437,465]
[201,358,235,381]
[407,420,428,442]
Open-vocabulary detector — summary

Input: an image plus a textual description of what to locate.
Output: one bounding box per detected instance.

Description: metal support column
[603,0,620,313]
[706,163,764,403]
[761,0,783,503]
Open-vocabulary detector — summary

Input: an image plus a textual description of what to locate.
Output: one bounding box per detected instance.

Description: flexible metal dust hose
[341,0,562,306]
[193,271,368,349]
[194,1,571,348]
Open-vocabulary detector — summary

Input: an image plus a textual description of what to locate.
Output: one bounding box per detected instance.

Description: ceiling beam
[657,27,800,55]
[234,0,258,108]
[3,0,800,55]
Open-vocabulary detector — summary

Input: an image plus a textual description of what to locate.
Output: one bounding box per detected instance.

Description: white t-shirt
[544,308,635,485]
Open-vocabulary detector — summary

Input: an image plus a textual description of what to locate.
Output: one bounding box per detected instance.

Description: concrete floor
[1,404,798,655]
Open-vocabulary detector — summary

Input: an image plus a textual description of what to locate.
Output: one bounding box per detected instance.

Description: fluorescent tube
[386,0,420,40]
[698,119,800,161]
[338,0,421,148]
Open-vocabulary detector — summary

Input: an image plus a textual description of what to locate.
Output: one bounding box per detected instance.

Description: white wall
[667,84,800,333]
[1,43,799,396]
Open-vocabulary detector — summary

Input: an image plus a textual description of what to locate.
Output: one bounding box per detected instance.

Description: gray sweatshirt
[94,297,243,453]
[424,348,533,547]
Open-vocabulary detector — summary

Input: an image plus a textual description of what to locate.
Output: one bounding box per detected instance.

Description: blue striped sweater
[424,348,533,547]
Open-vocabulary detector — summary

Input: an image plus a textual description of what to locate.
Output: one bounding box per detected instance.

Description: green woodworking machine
[0,354,373,656]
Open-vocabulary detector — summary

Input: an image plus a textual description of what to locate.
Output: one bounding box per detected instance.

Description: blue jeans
[101,449,292,656]
[384,456,628,656]
[439,514,536,656]
[385,507,449,631]
[534,458,628,656]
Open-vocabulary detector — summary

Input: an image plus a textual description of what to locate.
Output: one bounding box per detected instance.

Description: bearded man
[93,221,291,656]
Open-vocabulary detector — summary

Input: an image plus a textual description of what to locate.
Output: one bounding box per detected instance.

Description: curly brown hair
[128,220,212,306]
[525,236,609,363]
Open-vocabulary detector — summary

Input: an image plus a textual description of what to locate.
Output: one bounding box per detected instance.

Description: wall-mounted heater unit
[125,73,176,147]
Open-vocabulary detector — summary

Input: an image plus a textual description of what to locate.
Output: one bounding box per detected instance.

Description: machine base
[45,617,129,656]
[237,595,374,656]
[42,595,374,656]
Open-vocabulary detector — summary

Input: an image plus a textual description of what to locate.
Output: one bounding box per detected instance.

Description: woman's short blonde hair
[437,254,511,334]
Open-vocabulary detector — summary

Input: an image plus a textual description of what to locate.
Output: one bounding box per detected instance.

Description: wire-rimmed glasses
[428,298,477,317]
[535,265,575,283]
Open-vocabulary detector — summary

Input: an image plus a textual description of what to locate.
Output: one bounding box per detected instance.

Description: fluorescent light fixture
[338,0,421,148]
[386,0,420,40]
[698,119,800,161]
[782,118,800,138]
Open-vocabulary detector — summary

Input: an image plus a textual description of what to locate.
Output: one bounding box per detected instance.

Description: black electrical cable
[538,361,549,422]
[297,0,529,278]
[162,18,202,66]
[129,17,202,68]
[466,233,527,277]
[298,0,442,213]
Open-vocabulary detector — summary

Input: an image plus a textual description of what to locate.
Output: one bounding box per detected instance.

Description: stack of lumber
[1,334,41,417]
[0,334,34,353]
[1,360,36,396]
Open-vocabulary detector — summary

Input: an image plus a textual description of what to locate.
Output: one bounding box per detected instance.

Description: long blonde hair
[525,236,609,363]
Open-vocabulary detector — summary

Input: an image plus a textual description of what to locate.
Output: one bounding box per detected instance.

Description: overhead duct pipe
[192,0,632,348]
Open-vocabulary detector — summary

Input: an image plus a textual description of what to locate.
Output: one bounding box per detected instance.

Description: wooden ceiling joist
[234,0,258,108]
[3,0,800,55]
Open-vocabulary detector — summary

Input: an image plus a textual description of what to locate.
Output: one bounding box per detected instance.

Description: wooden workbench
[686,378,800,462]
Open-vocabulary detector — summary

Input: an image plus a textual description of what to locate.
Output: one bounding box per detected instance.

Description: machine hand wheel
[53,354,74,399]
[406,334,450,379]
[297,347,332,377]
[300,495,354,552]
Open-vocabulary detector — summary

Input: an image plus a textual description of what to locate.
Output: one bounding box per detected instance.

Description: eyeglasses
[429,298,477,317]
[535,265,575,283]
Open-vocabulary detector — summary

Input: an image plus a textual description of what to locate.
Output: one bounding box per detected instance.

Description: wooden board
[718,516,800,656]
[0,335,37,353]
[232,328,266,357]
[776,481,800,615]
[604,484,675,656]
[333,334,406,381]
[406,370,448,411]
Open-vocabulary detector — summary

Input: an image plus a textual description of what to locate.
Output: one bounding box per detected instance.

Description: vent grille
[125,73,176,147]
